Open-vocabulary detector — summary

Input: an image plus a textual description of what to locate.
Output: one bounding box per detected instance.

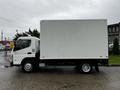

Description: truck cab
[11,36,40,72]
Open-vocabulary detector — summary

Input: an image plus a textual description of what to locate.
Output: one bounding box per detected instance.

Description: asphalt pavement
[0,53,120,90]
[0,65,120,89]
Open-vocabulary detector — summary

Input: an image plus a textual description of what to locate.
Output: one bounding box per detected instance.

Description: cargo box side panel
[40,20,108,59]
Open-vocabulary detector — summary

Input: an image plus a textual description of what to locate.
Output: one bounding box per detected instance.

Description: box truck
[11,19,108,73]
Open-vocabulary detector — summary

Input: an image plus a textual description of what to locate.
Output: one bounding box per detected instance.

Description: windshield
[14,39,31,51]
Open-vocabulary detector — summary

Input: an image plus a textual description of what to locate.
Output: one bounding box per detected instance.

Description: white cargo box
[40,20,108,59]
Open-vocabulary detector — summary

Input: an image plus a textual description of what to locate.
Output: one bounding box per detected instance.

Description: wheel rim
[82,63,91,73]
[24,63,32,72]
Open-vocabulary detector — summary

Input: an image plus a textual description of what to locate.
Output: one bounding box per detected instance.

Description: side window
[21,40,31,49]
[14,39,31,51]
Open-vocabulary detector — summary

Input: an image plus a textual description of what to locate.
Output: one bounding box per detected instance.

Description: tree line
[14,28,40,41]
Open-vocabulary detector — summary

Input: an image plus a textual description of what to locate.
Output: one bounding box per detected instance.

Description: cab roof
[18,36,40,40]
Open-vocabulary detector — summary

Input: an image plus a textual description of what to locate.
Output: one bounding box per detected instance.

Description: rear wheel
[80,62,92,73]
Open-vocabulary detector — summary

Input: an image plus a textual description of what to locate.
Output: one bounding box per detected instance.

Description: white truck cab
[12,37,40,68]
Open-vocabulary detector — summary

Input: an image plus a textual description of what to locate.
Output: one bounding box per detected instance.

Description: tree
[13,28,40,41]
[112,38,119,55]
[27,28,40,38]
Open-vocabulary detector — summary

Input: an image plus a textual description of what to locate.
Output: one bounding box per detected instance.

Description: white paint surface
[40,19,108,59]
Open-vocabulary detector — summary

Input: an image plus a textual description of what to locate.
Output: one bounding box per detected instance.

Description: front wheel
[80,62,92,73]
[22,61,33,72]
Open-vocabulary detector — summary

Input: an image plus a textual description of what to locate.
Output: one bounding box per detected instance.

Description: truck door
[13,39,33,64]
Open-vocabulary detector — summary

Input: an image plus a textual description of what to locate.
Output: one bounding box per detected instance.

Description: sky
[0,0,120,40]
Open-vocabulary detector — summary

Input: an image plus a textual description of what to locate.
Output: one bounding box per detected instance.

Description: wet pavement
[0,54,120,90]
[0,66,120,89]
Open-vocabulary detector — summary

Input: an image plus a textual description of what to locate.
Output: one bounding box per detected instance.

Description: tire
[22,61,33,72]
[80,62,92,73]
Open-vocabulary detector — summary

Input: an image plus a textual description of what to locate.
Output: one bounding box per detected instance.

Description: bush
[112,38,119,55]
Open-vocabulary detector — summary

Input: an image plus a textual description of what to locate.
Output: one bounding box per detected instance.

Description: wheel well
[21,58,34,65]
[75,60,98,66]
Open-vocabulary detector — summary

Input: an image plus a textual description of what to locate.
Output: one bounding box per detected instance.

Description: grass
[109,55,120,65]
